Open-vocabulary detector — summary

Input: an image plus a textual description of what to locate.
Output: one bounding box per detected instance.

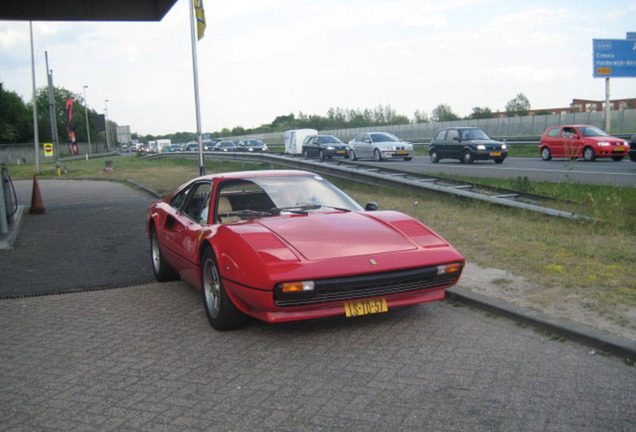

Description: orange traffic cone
[29,175,45,214]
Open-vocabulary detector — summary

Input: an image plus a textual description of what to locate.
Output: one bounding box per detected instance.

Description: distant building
[527,98,636,115]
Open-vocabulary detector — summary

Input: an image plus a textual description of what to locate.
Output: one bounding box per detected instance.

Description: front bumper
[382,150,413,159]
[473,149,508,160]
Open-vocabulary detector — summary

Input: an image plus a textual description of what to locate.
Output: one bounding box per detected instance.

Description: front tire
[201,249,247,331]
[583,146,596,162]
[462,150,474,164]
[494,158,504,164]
[373,149,383,161]
[612,156,624,161]
[349,149,357,161]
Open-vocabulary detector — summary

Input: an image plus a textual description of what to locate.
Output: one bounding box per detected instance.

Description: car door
[305,136,318,157]
[350,134,364,157]
[445,128,461,159]
[560,127,579,158]
[161,181,212,274]
[360,133,374,158]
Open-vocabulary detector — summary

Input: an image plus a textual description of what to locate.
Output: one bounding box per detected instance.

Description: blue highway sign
[593,38,636,78]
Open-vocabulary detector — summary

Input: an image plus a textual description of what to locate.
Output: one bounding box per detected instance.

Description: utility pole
[45,51,61,175]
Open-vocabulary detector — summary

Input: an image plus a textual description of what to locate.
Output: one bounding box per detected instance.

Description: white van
[283,129,317,154]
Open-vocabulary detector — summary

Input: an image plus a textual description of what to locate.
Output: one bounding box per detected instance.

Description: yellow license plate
[490,152,502,156]
[336,150,346,154]
[397,151,408,155]
[344,298,388,317]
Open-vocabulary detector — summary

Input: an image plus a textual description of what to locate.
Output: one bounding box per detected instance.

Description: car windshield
[216,175,363,222]
[460,129,490,140]
[317,136,342,144]
[245,140,263,146]
[578,127,609,137]
[370,133,399,143]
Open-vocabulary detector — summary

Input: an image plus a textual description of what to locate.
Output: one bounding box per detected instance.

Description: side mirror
[365,202,379,211]
[453,137,461,142]
[572,134,580,139]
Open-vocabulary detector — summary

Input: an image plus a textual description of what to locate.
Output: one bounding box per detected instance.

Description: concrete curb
[446,286,636,360]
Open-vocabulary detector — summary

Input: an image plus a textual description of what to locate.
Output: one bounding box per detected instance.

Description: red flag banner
[64,97,78,155]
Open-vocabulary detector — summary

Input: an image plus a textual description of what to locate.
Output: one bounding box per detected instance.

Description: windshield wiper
[270,203,351,215]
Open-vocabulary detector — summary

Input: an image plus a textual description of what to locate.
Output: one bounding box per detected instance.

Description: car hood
[256,211,446,261]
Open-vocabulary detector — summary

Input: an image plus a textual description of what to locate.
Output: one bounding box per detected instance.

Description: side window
[446,129,459,141]
[170,185,192,210]
[182,182,212,223]
[434,130,446,140]
[562,127,576,139]
[547,128,559,138]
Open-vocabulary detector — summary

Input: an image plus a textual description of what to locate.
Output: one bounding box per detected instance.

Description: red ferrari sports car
[146,170,465,330]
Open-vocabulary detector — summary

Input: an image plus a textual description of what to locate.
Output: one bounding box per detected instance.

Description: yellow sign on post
[43,143,54,157]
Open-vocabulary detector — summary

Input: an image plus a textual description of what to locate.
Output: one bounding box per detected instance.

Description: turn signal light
[437,262,463,275]
[281,281,315,293]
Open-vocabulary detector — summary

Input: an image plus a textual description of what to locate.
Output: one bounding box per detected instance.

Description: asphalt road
[1,179,634,431]
[359,156,636,187]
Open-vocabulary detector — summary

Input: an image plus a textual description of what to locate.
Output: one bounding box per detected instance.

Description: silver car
[348,132,413,161]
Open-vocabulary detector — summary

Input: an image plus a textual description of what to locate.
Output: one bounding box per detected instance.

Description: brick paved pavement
[1,282,634,432]
[0,179,634,431]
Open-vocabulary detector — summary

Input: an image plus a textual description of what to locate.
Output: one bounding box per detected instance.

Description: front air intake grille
[274,265,462,307]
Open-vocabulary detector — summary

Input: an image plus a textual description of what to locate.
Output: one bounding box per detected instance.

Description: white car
[348,132,413,161]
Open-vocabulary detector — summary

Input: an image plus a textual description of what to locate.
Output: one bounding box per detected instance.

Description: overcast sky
[1,0,635,136]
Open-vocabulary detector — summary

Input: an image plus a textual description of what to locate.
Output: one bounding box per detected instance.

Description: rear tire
[150,226,179,282]
[201,249,247,331]
[540,147,552,161]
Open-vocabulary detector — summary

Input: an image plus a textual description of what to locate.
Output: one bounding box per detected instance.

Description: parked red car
[539,125,628,161]
[146,170,465,330]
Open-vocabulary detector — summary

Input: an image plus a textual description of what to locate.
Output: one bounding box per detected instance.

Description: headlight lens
[502,144,507,150]
[384,146,396,151]
[598,142,610,146]
[476,145,486,150]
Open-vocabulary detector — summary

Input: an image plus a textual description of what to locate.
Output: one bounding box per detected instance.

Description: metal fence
[226,109,636,145]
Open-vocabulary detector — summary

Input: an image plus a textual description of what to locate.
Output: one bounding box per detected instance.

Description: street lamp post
[104,99,110,151]
[83,85,91,155]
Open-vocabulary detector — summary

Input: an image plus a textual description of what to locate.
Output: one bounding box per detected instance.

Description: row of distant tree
[1,82,531,144]
[0,83,102,145]
[138,94,532,145]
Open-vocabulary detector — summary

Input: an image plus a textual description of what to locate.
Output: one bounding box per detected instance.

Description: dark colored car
[237,139,268,152]
[539,125,629,162]
[302,135,349,159]
[626,134,635,162]
[213,141,238,152]
[429,127,508,164]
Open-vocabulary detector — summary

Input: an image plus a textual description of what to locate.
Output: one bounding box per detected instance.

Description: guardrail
[144,151,594,221]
